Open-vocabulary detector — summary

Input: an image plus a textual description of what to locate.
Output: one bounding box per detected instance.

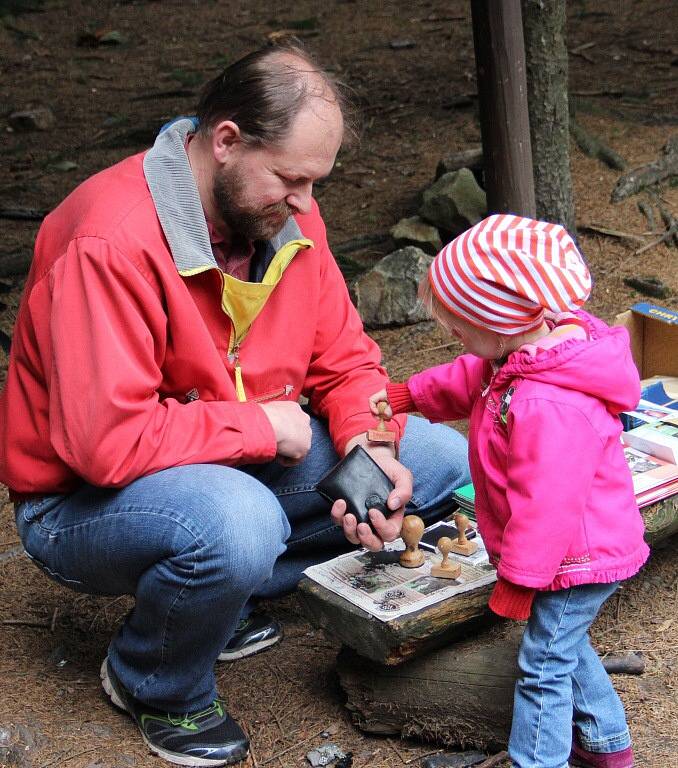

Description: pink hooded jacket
[404,311,649,591]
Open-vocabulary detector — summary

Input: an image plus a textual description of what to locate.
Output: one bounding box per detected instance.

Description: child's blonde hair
[418,275,455,334]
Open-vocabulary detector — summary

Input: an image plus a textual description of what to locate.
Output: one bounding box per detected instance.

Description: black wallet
[315,445,395,531]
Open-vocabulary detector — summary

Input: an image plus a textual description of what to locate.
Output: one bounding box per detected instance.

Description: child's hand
[368,389,392,418]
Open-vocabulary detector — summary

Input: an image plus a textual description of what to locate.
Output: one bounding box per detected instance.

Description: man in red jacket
[1,43,469,766]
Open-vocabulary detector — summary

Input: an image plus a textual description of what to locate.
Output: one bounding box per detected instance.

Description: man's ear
[211,120,242,163]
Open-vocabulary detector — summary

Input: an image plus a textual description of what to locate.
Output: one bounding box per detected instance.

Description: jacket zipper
[227,336,246,402]
[252,385,295,404]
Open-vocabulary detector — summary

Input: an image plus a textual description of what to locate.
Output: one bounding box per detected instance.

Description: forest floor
[0,1,677,767]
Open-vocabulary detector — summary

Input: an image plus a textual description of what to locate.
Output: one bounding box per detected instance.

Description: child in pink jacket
[369,214,648,768]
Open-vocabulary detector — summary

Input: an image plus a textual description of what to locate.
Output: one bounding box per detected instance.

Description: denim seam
[33,506,206,541]
[532,588,573,766]
[132,529,203,704]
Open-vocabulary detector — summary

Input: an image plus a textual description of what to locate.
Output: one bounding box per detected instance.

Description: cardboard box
[615,302,678,379]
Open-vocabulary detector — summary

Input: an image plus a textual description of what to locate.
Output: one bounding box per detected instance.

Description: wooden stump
[298,578,495,665]
[337,623,523,751]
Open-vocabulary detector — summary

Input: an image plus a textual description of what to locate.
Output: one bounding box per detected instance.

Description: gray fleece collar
[143,118,302,274]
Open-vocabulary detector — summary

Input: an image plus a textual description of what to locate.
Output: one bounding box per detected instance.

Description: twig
[242,721,259,768]
[569,42,595,63]
[412,341,456,355]
[0,207,48,221]
[476,751,509,768]
[387,738,408,763]
[579,224,645,243]
[50,607,58,633]
[3,618,51,628]
[404,747,442,764]
[259,725,327,766]
[40,746,99,768]
[570,41,596,54]
[633,225,678,255]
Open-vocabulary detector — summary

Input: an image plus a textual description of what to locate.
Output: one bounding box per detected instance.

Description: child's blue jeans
[509,582,632,768]
[14,414,469,713]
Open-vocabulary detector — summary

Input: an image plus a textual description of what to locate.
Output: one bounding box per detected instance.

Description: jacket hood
[496,311,641,415]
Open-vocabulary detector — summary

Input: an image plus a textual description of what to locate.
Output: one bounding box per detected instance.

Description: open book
[623,445,678,507]
[621,380,678,506]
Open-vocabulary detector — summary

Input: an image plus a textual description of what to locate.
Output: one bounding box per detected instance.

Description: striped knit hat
[429,214,592,335]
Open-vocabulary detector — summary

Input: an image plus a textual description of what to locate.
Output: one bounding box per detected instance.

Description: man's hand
[330,435,412,552]
[259,402,312,466]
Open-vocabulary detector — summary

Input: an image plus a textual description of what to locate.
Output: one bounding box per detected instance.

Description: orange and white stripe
[429,214,592,335]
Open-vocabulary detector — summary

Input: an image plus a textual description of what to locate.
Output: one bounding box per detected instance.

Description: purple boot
[569,742,634,768]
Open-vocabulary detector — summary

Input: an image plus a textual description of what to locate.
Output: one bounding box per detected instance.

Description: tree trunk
[522,0,575,231]
[470,0,536,217]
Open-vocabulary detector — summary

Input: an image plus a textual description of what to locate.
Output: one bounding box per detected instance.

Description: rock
[601,651,645,675]
[390,216,442,255]
[423,751,488,768]
[0,723,47,768]
[435,148,484,180]
[8,107,55,132]
[389,39,416,49]
[350,247,432,329]
[419,169,487,235]
[306,743,347,767]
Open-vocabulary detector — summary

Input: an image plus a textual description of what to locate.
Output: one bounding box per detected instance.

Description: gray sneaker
[218,614,282,662]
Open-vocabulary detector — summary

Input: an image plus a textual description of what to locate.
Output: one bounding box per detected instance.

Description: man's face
[212,98,343,241]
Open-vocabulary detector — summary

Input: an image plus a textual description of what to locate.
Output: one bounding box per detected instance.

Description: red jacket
[0,151,404,494]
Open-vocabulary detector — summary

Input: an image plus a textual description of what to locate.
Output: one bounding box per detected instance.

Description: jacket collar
[142,118,303,274]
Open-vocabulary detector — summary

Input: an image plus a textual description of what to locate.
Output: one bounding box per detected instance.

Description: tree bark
[522,0,575,231]
[471,0,536,217]
[337,622,523,751]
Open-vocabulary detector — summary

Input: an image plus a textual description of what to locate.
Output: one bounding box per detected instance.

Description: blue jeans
[509,582,631,768]
[15,414,469,712]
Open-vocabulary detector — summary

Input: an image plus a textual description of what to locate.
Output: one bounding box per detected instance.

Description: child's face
[442,314,505,359]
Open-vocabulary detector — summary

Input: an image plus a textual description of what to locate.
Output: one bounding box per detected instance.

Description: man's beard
[212,166,293,241]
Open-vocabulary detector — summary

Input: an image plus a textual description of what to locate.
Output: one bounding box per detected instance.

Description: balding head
[196,43,354,147]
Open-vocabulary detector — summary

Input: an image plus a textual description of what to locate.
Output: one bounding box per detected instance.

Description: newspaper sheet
[303,520,497,621]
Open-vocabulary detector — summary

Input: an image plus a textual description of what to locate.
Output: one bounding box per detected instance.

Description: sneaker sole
[100,659,244,767]
[217,634,281,662]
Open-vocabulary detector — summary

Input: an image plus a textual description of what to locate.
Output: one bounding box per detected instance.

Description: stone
[349,247,432,329]
[306,743,346,767]
[390,216,442,255]
[419,168,487,235]
[8,107,55,132]
[423,751,488,768]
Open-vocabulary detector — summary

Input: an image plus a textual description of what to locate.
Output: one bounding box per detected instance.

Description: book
[452,482,476,521]
[619,398,678,432]
[623,446,678,499]
[622,416,678,465]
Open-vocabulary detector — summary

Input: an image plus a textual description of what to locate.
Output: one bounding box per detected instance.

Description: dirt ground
[1,1,677,767]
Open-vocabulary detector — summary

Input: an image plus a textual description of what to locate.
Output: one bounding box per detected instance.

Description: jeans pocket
[17,494,66,525]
